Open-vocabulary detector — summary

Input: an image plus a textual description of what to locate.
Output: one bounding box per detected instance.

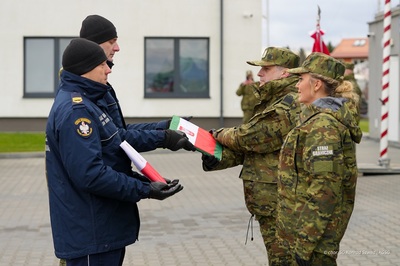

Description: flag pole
[379,0,391,167]
[317,5,322,52]
[311,5,329,55]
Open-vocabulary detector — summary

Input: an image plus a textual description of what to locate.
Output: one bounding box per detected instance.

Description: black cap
[62,38,107,75]
[80,15,117,44]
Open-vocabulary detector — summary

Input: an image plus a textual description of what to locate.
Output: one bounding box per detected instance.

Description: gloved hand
[295,254,311,266]
[163,129,196,151]
[202,153,219,170]
[148,179,183,200]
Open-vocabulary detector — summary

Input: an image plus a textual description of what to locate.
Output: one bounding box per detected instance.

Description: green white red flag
[169,115,222,160]
[120,140,166,183]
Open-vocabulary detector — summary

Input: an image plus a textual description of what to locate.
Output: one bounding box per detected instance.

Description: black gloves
[201,154,219,170]
[163,129,196,151]
[295,254,311,266]
[148,179,183,200]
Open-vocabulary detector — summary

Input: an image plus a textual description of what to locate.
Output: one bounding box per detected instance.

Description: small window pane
[179,39,209,93]
[25,39,54,93]
[145,39,174,93]
[144,37,209,98]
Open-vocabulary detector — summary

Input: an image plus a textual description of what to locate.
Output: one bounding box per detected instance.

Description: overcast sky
[266,0,399,51]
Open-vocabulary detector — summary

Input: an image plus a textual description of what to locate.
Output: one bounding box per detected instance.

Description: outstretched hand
[163,129,196,151]
[148,179,183,200]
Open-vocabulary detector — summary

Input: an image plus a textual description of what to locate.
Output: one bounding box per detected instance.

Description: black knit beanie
[80,15,117,44]
[62,38,107,75]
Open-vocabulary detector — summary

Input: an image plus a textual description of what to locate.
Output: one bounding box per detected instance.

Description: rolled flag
[169,115,222,160]
[120,140,166,183]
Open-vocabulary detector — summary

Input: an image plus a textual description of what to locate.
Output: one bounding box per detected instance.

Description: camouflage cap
[247,47,299,68]
[287,52,345,81]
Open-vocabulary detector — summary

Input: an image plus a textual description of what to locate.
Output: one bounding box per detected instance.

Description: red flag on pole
[311,6,330,55]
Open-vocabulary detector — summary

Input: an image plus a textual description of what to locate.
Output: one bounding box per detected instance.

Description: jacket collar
[255,75,298,104]
[60,70,110,102]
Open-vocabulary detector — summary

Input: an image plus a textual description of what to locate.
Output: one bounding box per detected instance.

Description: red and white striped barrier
[379,0,392,167]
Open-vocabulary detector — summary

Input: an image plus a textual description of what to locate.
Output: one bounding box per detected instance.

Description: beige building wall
[0,0,263,119]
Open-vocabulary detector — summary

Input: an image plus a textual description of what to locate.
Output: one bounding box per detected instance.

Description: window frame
[144,37,210,99]
[23,36,75,98]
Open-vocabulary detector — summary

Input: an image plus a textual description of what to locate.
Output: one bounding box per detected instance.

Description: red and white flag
[311,5,330,55]
[169,115,222,160]
[120,140,166,183]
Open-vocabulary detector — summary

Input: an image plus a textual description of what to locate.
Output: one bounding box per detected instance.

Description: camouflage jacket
[276,98,362,260]
[236,81,259,111]
[208,75,300,183]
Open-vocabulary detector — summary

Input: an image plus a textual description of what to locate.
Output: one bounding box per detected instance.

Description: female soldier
[276,52,362,265]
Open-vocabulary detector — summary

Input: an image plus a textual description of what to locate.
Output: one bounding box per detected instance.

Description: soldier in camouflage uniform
[202,47,300,265]
[236,70,259,123]
[276,53,362,265]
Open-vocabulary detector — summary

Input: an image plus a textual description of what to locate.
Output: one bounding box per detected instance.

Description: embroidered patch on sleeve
[313,161,333,172]
[75,118,92,137]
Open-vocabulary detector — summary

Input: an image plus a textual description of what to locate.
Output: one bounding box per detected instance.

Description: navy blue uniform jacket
[45,71,166,259]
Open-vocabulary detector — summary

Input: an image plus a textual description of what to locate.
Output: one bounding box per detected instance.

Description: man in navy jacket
[46,38,183,265]
[79,14,194,153]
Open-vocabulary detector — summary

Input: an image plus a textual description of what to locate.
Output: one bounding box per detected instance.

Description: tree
[327,41,335,53]
[298,48,307,65]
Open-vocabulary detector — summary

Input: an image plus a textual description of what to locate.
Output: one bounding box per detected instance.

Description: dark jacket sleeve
[59,108,151,202]
[121,120,170,152]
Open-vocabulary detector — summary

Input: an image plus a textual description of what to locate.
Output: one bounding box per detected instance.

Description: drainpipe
[219,0,224,127]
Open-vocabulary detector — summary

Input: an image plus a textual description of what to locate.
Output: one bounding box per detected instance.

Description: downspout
[219,0,224,127]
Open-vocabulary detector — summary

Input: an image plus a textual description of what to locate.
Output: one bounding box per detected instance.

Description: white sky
[266,0,399,51]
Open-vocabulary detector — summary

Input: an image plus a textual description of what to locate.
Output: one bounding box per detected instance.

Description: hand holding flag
[169,115,223,160]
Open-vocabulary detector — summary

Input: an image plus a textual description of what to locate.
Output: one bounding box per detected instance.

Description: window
[24,37,74,98]
[145,37,210,98]
[352,39,366,47]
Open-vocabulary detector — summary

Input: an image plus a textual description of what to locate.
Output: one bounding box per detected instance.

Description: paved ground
[0,136,399,265]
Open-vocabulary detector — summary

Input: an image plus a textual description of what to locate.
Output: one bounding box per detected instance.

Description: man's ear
[281,68,290,78]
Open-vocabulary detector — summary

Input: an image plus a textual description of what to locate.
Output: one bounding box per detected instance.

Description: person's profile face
[81,61,112,85]
[257,65,282,86]
[99,38,120,62]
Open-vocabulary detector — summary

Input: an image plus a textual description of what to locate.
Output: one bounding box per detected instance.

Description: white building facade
[1,0,265,128]
[368,5,400,145]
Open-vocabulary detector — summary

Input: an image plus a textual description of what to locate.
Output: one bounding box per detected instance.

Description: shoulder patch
[71,92,84,106]
[72,96,83,104]
[75,118,93,138]
[281,94,295,106]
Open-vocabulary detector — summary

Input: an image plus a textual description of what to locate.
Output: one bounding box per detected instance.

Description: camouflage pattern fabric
[276,100,362,264]
[247,47,300,68]
[214,76,300,184]
[206,75,300,265]
[243,180,291,265]
[59,259,66,266]
[288,52,345,81]
[236,81,259,123]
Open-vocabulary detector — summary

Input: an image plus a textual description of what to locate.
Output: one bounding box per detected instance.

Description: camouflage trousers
[59,259,66,266]
[243,180,291,266]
